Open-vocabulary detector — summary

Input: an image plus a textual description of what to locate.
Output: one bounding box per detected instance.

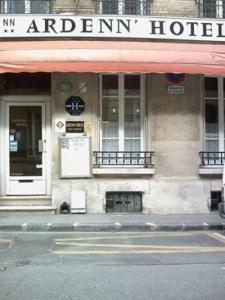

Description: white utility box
[71,190,86,213]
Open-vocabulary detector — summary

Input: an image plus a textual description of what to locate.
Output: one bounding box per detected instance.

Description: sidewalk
[0,213,224,232]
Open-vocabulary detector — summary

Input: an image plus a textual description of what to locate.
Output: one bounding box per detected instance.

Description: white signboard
[1,15,225,42]
[60,136,92,178]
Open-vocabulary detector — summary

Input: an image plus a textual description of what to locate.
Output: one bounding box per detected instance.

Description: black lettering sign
[43,18,57,33]
[202,22,213,37]
[170,21,184,35]
[186,22,198,36]
[217,23,225,37]
[81,18,93,33]
[27,19,40,33]
[61,18,76,33]
[149,20,165,35]
[66,121,84,133]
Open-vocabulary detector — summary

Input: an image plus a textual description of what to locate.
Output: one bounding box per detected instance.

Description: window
[100,74,145,152]
[200,0,225,18]
[204,76,225,152]
[97,0,150,15]
[1,0,51,14]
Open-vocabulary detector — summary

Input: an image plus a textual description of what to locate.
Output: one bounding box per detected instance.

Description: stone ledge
[198,167,223,175]
[93,168,155,175]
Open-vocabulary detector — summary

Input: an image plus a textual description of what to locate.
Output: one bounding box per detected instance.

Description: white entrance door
[5,102,47,195]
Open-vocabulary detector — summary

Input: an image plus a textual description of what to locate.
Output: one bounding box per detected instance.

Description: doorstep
[0,206,57,214]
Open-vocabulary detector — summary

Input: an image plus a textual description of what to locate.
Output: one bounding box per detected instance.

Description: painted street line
[52,248,225,256]
[207,232,225,245]
[55,241,222,250]
[54,231,204,242]
[0,239,13,244]
[52,232,225,256]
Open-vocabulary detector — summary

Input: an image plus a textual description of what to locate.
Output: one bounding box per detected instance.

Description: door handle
[38,140,46,153]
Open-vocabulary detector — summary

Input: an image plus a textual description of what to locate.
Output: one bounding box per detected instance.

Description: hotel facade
[0,0,224,214]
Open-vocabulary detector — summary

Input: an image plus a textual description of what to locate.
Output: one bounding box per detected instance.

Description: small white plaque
[55,119,66,133]
[168,85,185,95]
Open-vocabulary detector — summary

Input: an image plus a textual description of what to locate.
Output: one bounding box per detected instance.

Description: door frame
[0,96,51,196]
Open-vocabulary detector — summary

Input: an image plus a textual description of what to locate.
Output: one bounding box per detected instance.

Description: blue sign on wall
[65,96,85,116]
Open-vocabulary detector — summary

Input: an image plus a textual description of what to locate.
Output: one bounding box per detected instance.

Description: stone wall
[50,72,219,213]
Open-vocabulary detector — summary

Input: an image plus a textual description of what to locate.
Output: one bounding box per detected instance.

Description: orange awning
[0,40,225,74]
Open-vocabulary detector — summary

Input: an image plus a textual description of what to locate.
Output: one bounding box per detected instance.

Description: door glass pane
[9,106,42,176]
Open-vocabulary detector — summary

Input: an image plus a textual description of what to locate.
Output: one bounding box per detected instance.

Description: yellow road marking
[55,241,217,250]
[52,247,225,255]
[54,231,203,242]
[52,232,225,256]
[206,232,225,245]
[0,239,12,244]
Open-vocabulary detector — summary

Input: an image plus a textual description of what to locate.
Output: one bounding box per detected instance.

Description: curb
[0,223,224,232]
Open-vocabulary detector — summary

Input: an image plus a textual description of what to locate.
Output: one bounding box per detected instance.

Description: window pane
[102,75,119,96]
[125,75,140,96]
[205,140,219,152]
[205,99,218,139]
[125,139,140,151]
[100,0,118,14]
[31,0,50,13]
[124,97,141,138]
[125,0,141,15]
[102,139,118,151]
[205,77,218,98]
[203,0,217,18]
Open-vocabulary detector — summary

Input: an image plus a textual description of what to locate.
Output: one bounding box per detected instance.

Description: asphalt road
[0,231,225,300]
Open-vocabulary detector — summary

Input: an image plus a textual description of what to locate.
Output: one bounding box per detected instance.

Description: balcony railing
[199,151,225,166]
[96,0,151,15]
[198,0,225,18]
[0,0,52,14]
[93,151,154,168]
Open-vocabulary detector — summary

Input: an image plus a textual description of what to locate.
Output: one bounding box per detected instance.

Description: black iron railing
[199,151,225,166]
[93,151,154,167]
[96,0,151,15]
[0,0,52,14]
[198,0,225,18]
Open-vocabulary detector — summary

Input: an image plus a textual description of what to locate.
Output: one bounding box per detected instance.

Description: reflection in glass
[125,75,140,96]
[102,75,118,96]
[102,94,119,151]
[205,77,218,98]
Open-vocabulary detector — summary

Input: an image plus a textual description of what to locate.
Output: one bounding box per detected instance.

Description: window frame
[204,75,225,152]
[99,73,145,152]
